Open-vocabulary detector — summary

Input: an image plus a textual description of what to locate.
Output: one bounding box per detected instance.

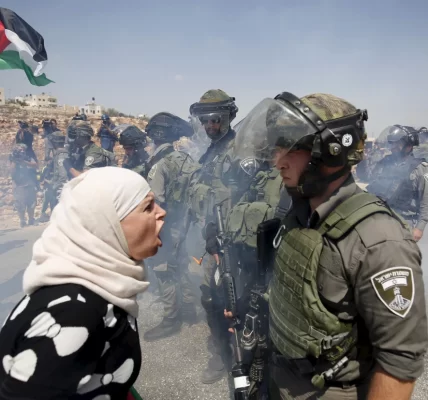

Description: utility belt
[271,351,363,389]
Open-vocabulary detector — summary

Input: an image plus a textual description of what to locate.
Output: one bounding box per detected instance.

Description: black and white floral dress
[0,284,141,400]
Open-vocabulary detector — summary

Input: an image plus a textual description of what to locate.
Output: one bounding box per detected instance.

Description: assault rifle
[241,217,280,399]
[214,202,250,399]
[216,199,280,399]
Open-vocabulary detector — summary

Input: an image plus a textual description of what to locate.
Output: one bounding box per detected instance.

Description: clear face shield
[233,98,318,163]
[190,111,231,141]
[377,126,404,153]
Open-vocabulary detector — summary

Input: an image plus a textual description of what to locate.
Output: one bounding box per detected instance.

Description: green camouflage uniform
[146,143,200,320]
[69,121,117,171]
[82,142,116,170]
[10,144,37,226]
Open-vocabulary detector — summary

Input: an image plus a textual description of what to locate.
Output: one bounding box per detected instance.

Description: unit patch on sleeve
[371,266,415,318]
[370,266,414,318]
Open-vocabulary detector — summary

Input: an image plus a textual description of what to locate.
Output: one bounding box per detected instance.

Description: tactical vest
[12,159,37,187]
[188,140,235,219]
[163,151,199,211]
[225,168,283,249]
[368,156,421,214]
[249,169,283,205]
[52,148,69,189]
[148,143,200,211]
[269,192,396,387]
[99,147,116,166]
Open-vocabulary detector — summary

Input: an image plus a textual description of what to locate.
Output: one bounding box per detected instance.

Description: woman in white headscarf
[0,167,165,400]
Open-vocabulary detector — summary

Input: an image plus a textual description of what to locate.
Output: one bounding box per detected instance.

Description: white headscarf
[23,167,151,317]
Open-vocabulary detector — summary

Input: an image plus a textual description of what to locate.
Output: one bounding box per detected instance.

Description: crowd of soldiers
[8,89,428,399]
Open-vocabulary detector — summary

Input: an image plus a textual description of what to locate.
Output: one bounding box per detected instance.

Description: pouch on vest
[101,148,116,166]
[269,192,395,388]
[225,202,276,249]
[168,154,201,206]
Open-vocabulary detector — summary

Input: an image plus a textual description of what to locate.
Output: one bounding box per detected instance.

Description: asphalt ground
[0,224,427,399]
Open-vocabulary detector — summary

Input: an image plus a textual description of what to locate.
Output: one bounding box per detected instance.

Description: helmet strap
[286,156,350,199]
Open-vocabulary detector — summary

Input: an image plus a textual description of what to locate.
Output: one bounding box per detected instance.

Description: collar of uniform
[309,173,360,228]
[210,128,235,148]
[291,199,311,228]
[149,143,173,159]
[82,141,95,151]
[199,128,235,165]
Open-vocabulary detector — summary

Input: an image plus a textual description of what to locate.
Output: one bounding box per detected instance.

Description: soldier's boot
[201,356,226,384]
[38,212,50,223]
[27,208,36,226]
[143,316,181,342]
[18,211,26,228]
[144,274,182,341]
[181,301,198,325]
[200,284,227,384]
[200,333,227,384]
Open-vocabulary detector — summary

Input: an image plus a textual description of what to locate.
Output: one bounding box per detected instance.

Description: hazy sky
[1,0,428,136]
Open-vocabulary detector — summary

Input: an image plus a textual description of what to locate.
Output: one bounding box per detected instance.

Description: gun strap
[275,189,292,220]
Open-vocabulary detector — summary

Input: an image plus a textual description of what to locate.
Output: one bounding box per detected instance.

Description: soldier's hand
[413,228,423,242]
[62,157,73,173]
[204,222,219,255]
[224,310,235,333]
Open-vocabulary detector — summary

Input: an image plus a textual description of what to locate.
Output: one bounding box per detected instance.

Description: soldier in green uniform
[39,161,55,223]
[117,124,149,176]
[63,121,116,177]
[142,112,199,341]
[38,131,69,222]
[49,131,69,206]
[367,125,428,242]
[9,144,38,227]
[239,92,427,399]
[188,89,240,383]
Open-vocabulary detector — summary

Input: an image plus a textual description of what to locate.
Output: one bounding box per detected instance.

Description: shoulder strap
[318,192,393,240]
[148,144,174,169]
[409,157,423,171]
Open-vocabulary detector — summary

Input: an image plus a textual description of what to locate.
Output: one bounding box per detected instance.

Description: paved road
[0,224,427,399]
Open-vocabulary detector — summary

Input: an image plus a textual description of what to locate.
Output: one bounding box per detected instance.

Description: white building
[19,93,58,108]
[0,87,5,105]
[80,99,102,116]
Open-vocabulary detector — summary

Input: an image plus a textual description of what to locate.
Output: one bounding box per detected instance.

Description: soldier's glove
[62,157,73,173]
[203,222,219,256]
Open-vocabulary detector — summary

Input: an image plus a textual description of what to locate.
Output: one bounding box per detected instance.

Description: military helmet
[50,131,66,145]
[146,112,193,143]
[268,93,367,167]
[419,127,428,144]
[18,120,29,129]
[12,143,27,158]
[378,125,419,148]
[234,92,368,198]
[189,89,238,138]
[116,124,147,147]
[101,114,110,121]
[67,121,94,140]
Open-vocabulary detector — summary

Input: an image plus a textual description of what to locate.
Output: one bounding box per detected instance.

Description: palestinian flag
[0,8,53,86]
[127,387,143,400]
